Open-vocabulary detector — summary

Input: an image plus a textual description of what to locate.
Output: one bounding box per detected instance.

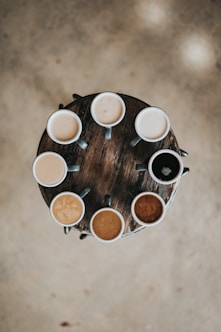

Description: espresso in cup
[32,152,80,187]
[131,192,166,227]
[148,149,183,185]
[90,208,124,243]
[50,192,85,227]
[90,92,126,139]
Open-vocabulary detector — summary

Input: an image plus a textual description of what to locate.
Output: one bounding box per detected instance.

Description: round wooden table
[37,93,181,238]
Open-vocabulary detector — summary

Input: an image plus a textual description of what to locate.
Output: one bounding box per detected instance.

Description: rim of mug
[148,149,184,185]
[90,207,125,243]
[131,192,166,227]
[135,106,170,143]
[90,92,126,128]
[32,151,67,187]
[46,109,82,145]
[50,191,85,227]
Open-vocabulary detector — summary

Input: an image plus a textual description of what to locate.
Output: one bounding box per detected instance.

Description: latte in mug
[50,192,85,227]
[32,152,67,187]
[47,109,87,149]
[130,107,170,146]
[90,92,126,139]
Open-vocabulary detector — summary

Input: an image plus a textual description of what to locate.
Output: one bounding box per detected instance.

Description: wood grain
[37,93,180,236]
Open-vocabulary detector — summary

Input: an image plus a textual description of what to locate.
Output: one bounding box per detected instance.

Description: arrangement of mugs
[33,92,189,243]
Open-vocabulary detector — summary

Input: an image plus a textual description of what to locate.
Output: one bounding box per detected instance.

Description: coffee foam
[93,95,123,125]
[52,194,83,225]
[138,109,167,139]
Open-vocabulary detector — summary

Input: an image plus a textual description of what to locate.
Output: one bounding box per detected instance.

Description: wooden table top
[37,92,180,237]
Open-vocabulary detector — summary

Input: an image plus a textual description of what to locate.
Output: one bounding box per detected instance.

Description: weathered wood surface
[37,93,180,236]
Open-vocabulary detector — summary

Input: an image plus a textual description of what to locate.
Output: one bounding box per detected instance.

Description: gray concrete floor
[1,0,221,331]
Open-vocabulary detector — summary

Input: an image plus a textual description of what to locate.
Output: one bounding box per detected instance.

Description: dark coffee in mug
[134,194,163,224]
[152,152,180,182]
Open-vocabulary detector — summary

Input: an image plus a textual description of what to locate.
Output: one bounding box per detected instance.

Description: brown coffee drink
[92,210,122,240]
[134,194,163,223]
[52,194,83,225]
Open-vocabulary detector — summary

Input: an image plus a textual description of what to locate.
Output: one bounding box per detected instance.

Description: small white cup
[148,149,184,185]
[131,192,166,227]
[130,107,170,146]
[50,191,85,228]
[47,109,88,149]
[90,92,126,140]
[90,207,125,243]
[32,151,80,187]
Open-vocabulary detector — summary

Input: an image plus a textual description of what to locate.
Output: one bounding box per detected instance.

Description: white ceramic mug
[131,192,166,227]
[90,92,126,140]
[130,107,170,147]
[32,151,80,187]
[47,109,88,149]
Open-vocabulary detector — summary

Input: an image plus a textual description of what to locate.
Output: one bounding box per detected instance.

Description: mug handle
[130,136,141,147]
[79,187,91,199]
[182,167,190,177]
[64,226,71,235]
[180,149,189,157]
[67,165,80,172]
[136,163,147,171]
[105,127,112,140]
[76,138,88,149]
[104,194,111,207]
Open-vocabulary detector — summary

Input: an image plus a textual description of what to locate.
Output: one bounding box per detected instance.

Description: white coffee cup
[130,107,170,146]
[90,92,126,140]
[50,191,85,228]
[47,109,88,149]
[131,192,166,227]
[90,207,125,243]
[148,149,184,185]
[32,151,80,187]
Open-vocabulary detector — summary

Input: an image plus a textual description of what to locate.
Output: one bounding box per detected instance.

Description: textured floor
[1,0,221,331]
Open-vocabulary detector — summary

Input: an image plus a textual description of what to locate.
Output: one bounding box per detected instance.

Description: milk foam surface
[35,154,65,185]
[93,95,123,125]
[138,110,167,139]
[52,194,83,225]
[51,113,78,141]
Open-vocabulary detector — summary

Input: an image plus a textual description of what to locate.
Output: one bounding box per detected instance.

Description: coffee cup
[50,188,90,232]
[130,107,170,147]
[148,149,184,184]
[131,192,166,227]
[47,109,88,149]
[32,151,80,187]
[90,92,126,140]
[90,195,125,243]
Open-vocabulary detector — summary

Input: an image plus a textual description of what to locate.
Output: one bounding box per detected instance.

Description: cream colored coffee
[52,194,83,225]
[93,95,123,124]
[51,113,78,141]
[35,153,65,185]
[138,109,167,139]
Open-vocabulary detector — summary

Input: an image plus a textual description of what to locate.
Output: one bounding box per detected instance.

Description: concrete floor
[1,0,221,331]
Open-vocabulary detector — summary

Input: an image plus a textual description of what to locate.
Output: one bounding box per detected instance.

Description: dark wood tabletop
[37,92,180,237]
